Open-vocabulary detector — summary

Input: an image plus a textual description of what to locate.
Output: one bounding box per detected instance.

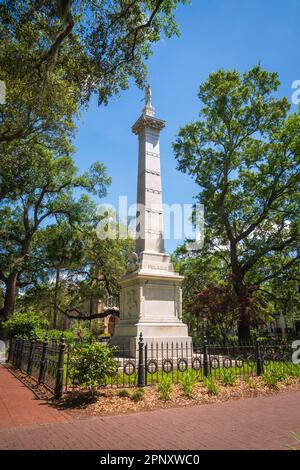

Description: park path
[0,365,300,450]
[0,365,68,430]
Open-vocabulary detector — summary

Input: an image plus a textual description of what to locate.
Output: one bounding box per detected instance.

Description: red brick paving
[0,365,299,450]
[0,365,68,430]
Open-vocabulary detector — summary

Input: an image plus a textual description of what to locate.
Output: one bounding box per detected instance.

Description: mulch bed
[54,377,300,419]
[6,365,300,420]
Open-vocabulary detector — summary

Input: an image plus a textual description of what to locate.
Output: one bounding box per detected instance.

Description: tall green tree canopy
[0,141,111,321]
[0,0,187,146]
[173,66,300,341]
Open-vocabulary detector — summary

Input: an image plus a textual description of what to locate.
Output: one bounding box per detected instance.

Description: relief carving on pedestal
[125,288,139,317]
[126,252,140,274]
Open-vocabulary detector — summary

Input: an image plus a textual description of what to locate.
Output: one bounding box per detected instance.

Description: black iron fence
[8,334,297,396]
[8,335,65,399]
[65,334,297,391]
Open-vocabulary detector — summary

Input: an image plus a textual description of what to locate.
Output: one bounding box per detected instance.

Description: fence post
[137,333,145,387]
[12,337,18,366]
[38,335,48,384]
[27,332,35,376]
[256,339,264,376]
[17,338,24,370]
[54,335,66,400]
[12,337,18,367]
[203,336,210,377]
[144,343,148,386]
[7,337,12,363]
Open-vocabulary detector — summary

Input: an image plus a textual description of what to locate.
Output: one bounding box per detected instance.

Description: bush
[262,364,288,390]
[46,329,74,343]
[157,376,173,401]
[204,376,218,396]
[118,389,130,398]
[131,389,145,402]
[227,335,239,346]
[69,343,117,390]
[220,369,236,386]
[3,311,49,339]
[72,324,94,343]
[262,370,280,389]
[286,364,300,378]
[180,372,197,398]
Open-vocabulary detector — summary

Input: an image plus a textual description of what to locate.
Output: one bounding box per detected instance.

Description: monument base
[110,322,191,353]
[110,257,192,355]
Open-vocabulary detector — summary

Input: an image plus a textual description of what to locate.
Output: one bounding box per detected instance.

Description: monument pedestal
[111,252,191,352]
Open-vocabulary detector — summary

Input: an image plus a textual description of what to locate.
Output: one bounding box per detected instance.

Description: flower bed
[57,376,300,419]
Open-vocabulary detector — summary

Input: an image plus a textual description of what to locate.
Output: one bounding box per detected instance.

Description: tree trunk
[233,278,251,344]
[0,273,18,340]
[237,304,251,344]
[53,267,60,330]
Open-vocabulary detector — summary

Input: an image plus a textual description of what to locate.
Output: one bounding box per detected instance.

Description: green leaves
[2,311,49,339]
[173,66,300,340]
[69,342,118,389]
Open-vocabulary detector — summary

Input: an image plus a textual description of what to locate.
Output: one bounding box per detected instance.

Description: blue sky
[73,0,300,253]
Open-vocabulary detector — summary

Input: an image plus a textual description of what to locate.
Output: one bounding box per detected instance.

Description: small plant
[181,372,197,398]
[69,342,117,390]
[204,376,218,396]
[286,364,300,378]
[263,364,288,389]
[157,376,173,401]
[262,370,280,389]
[244,376,258,389]
[220,368,236,387]
[118,389,130,398]
[131,388,145,402]
[227,335,239,346]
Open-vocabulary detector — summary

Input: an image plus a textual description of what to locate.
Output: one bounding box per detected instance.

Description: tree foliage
[173,66,300,340]
[0,142,111,321]
[3,310,49,338]
[0,0,187,147]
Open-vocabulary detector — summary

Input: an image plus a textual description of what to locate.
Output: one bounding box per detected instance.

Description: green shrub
[204,376,218,396]
[72,324,94,342]
[47,329,74,343]
[262,365,288,389]
[118,389,130,398]
[257,336,270,343]
[131,389,145,402]
[3,311,49,339]
[180,372,197,398]
[227,335,239,346]
[69,343,117,390]
[220,368,236,386]
[157,376,173,401]
[286,364,300,378]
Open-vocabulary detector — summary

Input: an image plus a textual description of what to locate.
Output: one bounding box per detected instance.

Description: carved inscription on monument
[147,264,173,271]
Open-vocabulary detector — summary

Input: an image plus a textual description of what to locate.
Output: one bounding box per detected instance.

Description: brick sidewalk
[0,364,299,450]
[0,365,68,430]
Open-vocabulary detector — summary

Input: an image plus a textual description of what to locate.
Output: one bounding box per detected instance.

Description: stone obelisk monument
[111,86,191,351]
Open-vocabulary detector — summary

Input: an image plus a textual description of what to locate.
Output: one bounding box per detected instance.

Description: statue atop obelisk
[111,85,191,352]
